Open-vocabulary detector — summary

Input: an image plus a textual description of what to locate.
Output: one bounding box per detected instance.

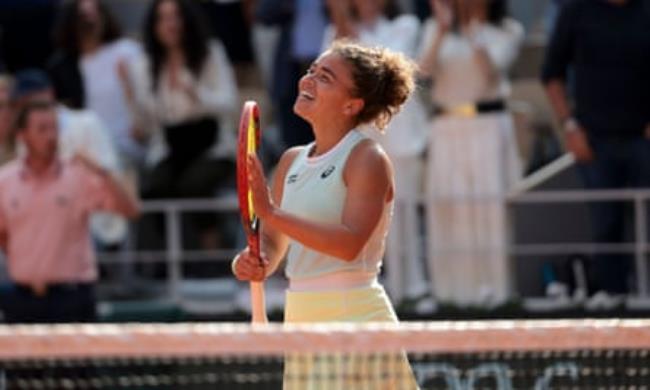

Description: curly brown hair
[328,40,416,131]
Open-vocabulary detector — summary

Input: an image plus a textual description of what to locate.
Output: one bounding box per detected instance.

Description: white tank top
[281,130,393,282]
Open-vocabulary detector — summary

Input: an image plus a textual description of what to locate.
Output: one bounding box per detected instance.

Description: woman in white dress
[323,0,430,303]
[418,0,523,306]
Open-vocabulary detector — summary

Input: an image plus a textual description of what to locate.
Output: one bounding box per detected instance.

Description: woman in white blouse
[418,0,523,307]
[133,0,238,249]
[49,0,144,172]
[323,0,430,305]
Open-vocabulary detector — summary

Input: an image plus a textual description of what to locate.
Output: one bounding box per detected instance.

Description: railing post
[635,197,648,297]
[505,198,516,298]
[166,206,183,302]
[118,223,135,286]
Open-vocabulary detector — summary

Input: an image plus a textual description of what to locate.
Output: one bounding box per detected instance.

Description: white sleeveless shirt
[281,130,393,283]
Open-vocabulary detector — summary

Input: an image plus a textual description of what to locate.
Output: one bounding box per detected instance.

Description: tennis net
[0,319,649,389]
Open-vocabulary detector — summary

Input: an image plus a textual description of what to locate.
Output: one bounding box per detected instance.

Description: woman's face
[452,0,488,22]
[77,0,103,36]
[155,0,183,49]
[294,52,362,126]
[351,0,383,21]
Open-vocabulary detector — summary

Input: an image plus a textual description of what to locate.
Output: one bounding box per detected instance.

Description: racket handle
[250,281,268,324]
[248,229,264,323]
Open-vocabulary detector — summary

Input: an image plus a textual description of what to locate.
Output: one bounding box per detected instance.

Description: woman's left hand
[247,154,274,219]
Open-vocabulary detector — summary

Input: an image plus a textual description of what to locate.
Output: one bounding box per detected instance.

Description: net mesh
[1,320,649,389]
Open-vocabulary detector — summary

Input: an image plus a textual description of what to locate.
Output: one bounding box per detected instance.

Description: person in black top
[542,0,650,296]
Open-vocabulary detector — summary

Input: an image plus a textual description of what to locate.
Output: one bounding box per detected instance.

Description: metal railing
[98,196,241,305]
[97,186,650,307]
[507,188,650,298]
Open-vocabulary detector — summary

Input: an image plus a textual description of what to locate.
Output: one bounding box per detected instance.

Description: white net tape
[1,319,649,359]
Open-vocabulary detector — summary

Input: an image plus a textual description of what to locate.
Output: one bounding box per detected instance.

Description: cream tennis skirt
[283,284,420,390]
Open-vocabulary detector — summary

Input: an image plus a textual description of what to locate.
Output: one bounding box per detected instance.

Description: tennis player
[233,40,419,389]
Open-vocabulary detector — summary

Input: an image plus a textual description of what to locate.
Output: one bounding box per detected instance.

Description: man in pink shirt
[0,100,139,323]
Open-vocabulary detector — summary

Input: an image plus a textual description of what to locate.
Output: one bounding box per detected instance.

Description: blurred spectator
[323,0,430,303]
[0,100,139,323]
[256,0,328,148]
[543,0,571,34]
[418,0,523,306]
[48,0,147,173]
[132,0,238,250]
[201,0,255,65]
[10,69,128,249]
[542,0,650,297]
[0,0,60,72]
[0,76,14,164]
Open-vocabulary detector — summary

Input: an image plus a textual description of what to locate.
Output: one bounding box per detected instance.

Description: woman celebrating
[233,41,419,389]
[418,0,523,306]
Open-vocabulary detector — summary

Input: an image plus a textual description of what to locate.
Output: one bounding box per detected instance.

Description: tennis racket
[236,100,268,324]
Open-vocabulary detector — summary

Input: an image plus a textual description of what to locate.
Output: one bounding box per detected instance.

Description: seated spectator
[131,0,238,251]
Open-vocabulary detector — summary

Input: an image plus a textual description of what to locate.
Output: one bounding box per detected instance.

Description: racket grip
[250,281,268,324]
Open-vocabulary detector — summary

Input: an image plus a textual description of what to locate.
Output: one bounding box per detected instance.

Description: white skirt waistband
[289,272,378,292]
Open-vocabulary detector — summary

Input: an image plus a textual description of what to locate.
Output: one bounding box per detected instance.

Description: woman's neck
[166,47,185,64]
[454,1,487,28]
[80,37,100,55]
[358,9,381,30]
[310,122,354,157]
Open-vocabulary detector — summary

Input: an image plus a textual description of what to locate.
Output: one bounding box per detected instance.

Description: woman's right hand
[116,59,130,86]
[116,59,135,102]
[232,247,269,282]
[431,0,453,34]
[326,0,350,21]
[326,0,356,39]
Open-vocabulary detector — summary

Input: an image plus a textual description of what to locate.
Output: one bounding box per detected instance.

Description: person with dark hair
[542,0,650,304]
[131,0,238,251]
[48,0,146,172]
[0,100,139,323]
[323,0,430,305]
[418,0,523,307]
[232,41,419,388]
